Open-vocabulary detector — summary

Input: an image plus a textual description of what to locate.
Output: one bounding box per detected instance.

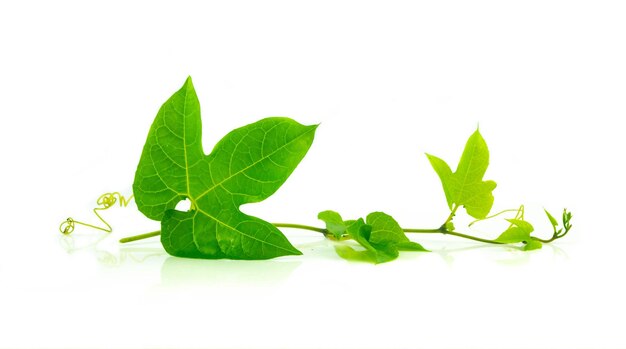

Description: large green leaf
[426,129,497,219]
[133,77,317,259]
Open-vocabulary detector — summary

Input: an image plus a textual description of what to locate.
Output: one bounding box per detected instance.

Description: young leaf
[318,210,348,239]
[133,77,317,259]
[366,212,428,252]
[523,239,543,251]
[333,245,375,263]
[346,219,399,263]
[426,129,497,219]
[495,219,534,244]
[323,211,429,263]
[544,209,558,229]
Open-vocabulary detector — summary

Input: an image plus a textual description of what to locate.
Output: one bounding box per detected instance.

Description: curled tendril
[59,192,134,235]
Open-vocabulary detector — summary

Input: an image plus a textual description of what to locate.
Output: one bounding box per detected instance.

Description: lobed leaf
[427,129,497,219]
[134,77,317,259]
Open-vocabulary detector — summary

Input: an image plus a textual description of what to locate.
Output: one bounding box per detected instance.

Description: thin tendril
[59,192,134,235]
[468,206,524,227]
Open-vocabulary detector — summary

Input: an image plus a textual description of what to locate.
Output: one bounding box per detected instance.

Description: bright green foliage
[523,239,543,251]
[133,77,317,259]
[319,210,428,263]
[542,208,573,243]
[495,219,534,243]
[366,212,428,252]
[119,76,572,261]
[426,129,497,219]
[318,210,348,239]
[346,219,398,263]
[545,209,559,229]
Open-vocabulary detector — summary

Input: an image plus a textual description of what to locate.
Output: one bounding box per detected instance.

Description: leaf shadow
[160,256,302,288]
[59,233,167,267]
[428,242,569,266]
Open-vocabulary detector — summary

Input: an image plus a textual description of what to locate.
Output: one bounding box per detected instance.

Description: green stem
[119,231,160,243]
[532,232,568,244]
[119,224,328,243]
[272,223,328,234]
[443,205,459,226]
[403,228,504,245]
[118,224,503,245]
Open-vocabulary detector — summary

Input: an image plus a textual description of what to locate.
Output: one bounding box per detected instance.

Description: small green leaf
[505,219,534,234]
[426,129,497,219]
[333,245,373,263]
[330,213,429,263]
[134,77,317,260]
[524,239,543,251]
[562,209,573,230]
[318,210,348,239]
[366,212,429,252]
[346,219,399,263]
[366,211,410,245]
[495,227,529,243]
[544,209,558,228]
[495,219,534,244]
[425,154,453,209]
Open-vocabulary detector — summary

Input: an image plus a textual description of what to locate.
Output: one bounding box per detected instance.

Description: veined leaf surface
[133,77,317,259]
[319,210,428,263]
[426,129,497,219]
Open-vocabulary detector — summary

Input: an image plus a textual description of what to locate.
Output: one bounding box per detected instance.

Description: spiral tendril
[59,192,134,235]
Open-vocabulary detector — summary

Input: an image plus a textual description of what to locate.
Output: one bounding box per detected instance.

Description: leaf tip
[183,76,194,90]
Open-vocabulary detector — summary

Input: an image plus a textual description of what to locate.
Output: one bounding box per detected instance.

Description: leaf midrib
[182,86,191,197]
[454,139,480,202]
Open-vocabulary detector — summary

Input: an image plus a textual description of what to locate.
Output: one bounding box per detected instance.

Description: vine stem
[272,223,328,234]
[119,230,161,243]
[403,228,504,245]
[118,223,504,245]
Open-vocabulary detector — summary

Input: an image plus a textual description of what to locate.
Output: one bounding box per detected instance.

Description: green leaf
[328,212,428,264]
[523,239,543,251]
[318,210,348,239]
[133,77,317,259]
[506,219,534,233]
[333,245,374,263]
[346,219,399,263]
[495,219,534,244]
[396,241,430,252]
[426,129,497,219]
[366,212,428,252]
[425,154,454,209]
[544,209,558,229]
[444,221,455,232]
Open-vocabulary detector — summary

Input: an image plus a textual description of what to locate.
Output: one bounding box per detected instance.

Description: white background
[1,1,624,348]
